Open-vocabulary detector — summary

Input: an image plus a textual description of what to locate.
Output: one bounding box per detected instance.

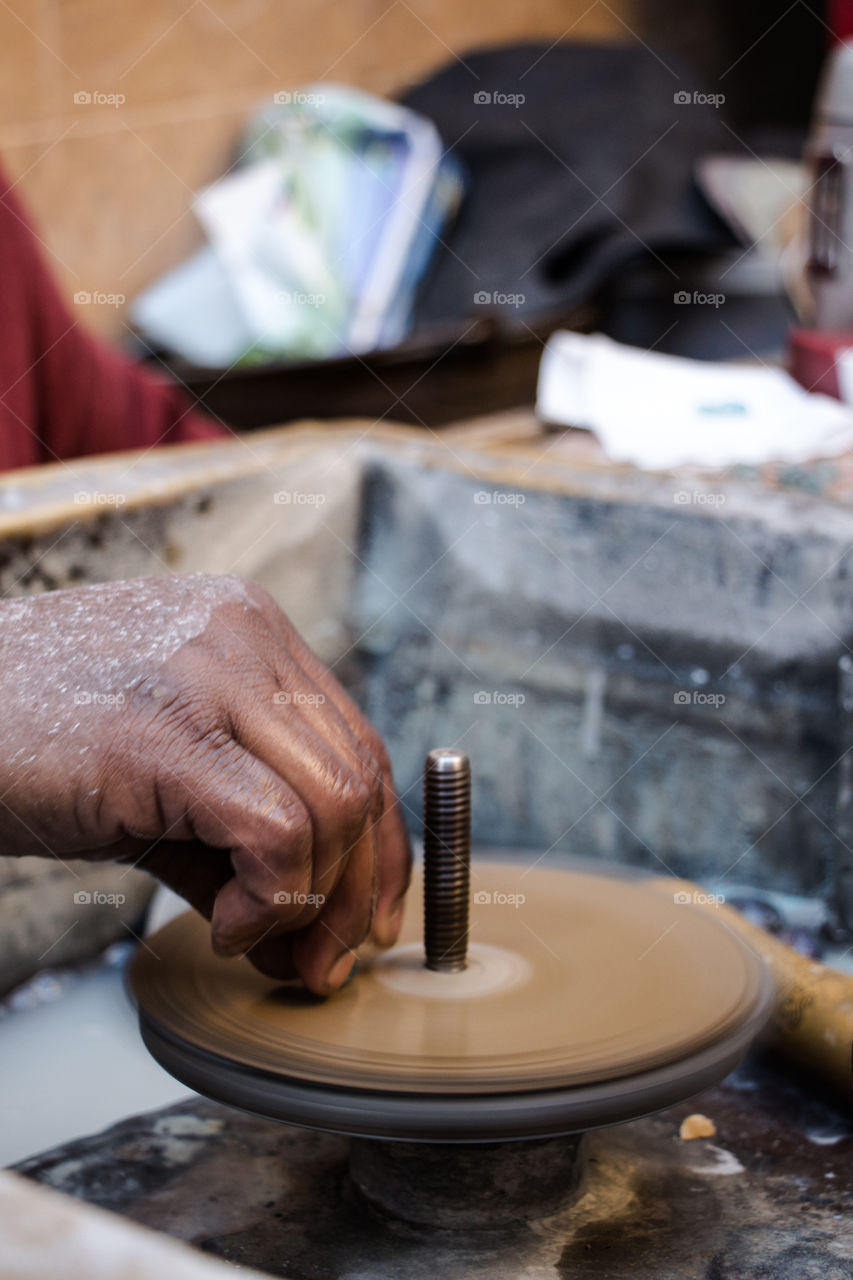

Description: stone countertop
[12,1051,853,1280]
[444,409,853,504]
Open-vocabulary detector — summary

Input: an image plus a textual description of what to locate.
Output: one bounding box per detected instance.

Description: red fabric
[831,1,853,42]
[787,326,853,400]
[0,167,226,472]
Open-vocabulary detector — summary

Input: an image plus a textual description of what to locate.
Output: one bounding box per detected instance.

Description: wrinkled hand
[0,574,411,994]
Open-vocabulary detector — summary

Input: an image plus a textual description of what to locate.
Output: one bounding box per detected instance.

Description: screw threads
[423,749,471,972]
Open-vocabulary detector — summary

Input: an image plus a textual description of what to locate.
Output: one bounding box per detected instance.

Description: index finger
[274,623,412,946]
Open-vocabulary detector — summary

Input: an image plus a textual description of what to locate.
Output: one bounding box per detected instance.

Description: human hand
[0,574,411,994]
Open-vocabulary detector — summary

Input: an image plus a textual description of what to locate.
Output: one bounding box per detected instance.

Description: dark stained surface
[13,1051,853,1279]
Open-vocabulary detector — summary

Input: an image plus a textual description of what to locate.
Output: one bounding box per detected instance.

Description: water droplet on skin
[0,575,253,775]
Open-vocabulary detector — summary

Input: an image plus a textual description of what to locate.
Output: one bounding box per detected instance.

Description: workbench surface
[13,1052,853,1280]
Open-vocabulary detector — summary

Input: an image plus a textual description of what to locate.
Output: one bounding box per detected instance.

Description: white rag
[536,331,853,470]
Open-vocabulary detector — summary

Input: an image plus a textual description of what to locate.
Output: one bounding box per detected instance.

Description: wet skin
[0,574,412,995]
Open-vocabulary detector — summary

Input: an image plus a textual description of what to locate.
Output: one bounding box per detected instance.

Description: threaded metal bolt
[423,749,471,972]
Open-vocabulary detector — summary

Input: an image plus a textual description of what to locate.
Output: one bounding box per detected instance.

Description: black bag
[401,42,732,329]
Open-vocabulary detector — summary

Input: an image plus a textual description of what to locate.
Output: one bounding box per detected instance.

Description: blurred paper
[131,246,252,369]
[132,85,463,368]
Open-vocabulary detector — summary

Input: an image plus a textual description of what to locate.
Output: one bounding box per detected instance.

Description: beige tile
[58,0,294,111]
[323,0,633,97]
[0,0,66,125]
[3,111,240,335]
[57,0,633,114]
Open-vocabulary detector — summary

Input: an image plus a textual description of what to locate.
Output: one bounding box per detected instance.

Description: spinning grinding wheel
[132,750,773,1153]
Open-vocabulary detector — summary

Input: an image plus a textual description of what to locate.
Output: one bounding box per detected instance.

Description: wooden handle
[650,877,853,1104]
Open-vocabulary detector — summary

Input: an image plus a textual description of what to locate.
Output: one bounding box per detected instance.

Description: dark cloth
[0,167,225,472]
[401,43,734,328]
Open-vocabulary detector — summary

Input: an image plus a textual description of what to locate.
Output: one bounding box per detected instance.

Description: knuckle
[103,687,217,784]
[272,795,313,854]
[358,747,383,789]
[335,773,373,830]
[239,794,313,887]
[355,746,388,820]
[362,728,391,777]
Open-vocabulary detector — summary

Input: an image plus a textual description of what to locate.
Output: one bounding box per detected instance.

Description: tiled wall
[0,1,633,338]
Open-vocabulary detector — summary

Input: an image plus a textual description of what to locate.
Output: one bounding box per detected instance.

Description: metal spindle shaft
[423,749,471,972]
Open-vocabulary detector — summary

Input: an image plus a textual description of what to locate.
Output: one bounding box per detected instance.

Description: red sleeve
[0,167,227,472]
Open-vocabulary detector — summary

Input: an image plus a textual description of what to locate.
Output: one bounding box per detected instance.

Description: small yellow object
[679,1113,716,1141]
